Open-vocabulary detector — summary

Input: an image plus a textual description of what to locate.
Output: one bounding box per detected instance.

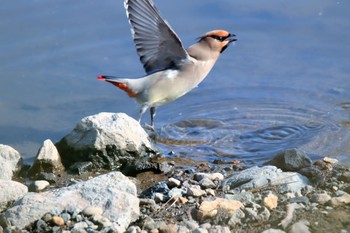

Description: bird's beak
[226,33,237,43]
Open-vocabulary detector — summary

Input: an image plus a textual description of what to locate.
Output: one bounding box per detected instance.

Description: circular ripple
[156,100,331,164]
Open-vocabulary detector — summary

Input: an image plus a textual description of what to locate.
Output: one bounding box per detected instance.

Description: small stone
[182,220,199,230]
[288,196,309,205]
[261,229,286,233]
[328,193,350,207]
[339,171,350,183]
[158,222,178,233]
[289,220,311,233]
[167,178,181,188]
[126,226,143,233]
[199,178,216,189]
[206,189,215,196]
[187,187,206,197]
[82,206,103,217]
[29,180,50,192]
[192,228,208,233]
[92,215,112,227]
[310,193,331,205]
[154,192,168,202]
[42,213,52,222]
[227,209,245,227]
[265,148,312,171]
[197,198,243,221]
[263,193,278,209]
[168,188,186,198]
[73,221,89,229]
[194,173,224,182]
[323,157,338,164]
[60,213,71,223]
[51,216,64,226]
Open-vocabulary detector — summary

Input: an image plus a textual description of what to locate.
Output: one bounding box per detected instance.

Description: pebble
[82,206,103,217]
[51,216,65,226]
[199,177,217,189]
[187,187,206,197]
[194,173,224,182]
[29,180,50,192]
[167,177,181,188]
[310,193,331,205]
[197,198,243,221]
[289,220,311,233]
[288,196,309,205]
[328,193,350,207]
[263,193,278,209]
[261,229,286,233]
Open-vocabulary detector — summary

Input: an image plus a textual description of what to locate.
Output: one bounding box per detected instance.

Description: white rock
[28,139,63,177]
[4,172,139,231]
[0,180,28,211]
[261,229,286,233]
[0,144,22,180]
[29,180,50,192]
[223,166,310,193]
[289,220,311,233]
[194,172,224,182]
[56,113,157,170]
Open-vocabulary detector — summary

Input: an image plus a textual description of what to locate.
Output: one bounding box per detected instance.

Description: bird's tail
[97,75,137,97]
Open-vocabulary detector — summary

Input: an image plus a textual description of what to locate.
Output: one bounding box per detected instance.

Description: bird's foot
[145,123,155,132]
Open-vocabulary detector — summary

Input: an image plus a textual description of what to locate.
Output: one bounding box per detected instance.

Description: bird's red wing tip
[97,75,106,81]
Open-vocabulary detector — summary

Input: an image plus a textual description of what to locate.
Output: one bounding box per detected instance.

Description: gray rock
[261,229,286,233]
[199,177,216,189]
[0,144,22,180]
[4,172,139,231]
[56,112,158,171]
[223,166,310,193]
[28,139,64,178]
[310,193,331,205]
[28,180,50,192]
[0,180,28,212]
[265,148,312,172]
[224,191,254,205]
[289,220,311,233]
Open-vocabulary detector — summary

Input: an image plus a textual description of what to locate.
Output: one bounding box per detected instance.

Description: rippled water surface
[1,0,349,165]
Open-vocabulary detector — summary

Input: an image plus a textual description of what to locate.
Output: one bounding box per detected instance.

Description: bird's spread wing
[125,0,189,74]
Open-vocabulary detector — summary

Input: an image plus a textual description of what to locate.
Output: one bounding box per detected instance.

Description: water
[1,0,349,165]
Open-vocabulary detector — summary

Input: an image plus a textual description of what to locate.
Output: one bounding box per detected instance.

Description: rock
[82,206,103,217]
[261,229,286,233]
[3,172,139,231]
[227,209,245,227]
[265,148,312,171]
[187,187,206,197]
[0,144,22,180]
[28,139,64,178]
[56,112,158,172]
[288,196,309,205]
[263,193,278,209]
[140,181,170,199]
[167,178,181,188]
[29,180,50,192]
[51,216,64,226]
[289,220,311,233]
[37,172,57,184]
[223,166,310,193]
[310,193,331,205]
[328,193,350,207]
[323,157,338,164]
[199,177,217,189]
[194,173,224,182]
[224,191,254,205]
[197,198,243,222]
[0,180,28,212]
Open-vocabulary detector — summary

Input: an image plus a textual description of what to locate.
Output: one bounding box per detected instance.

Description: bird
[98,0,236,130]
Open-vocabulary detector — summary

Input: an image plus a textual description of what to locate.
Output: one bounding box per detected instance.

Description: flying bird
[98,0,236,130]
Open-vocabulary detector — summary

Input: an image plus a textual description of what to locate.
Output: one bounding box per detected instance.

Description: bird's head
[198,30,237,53]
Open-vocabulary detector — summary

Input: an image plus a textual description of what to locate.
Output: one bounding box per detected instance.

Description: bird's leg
[139,105,148,124]
[149,107,156,130]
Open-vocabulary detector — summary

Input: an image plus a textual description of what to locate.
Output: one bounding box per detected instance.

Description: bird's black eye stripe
[209,34,230,42]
